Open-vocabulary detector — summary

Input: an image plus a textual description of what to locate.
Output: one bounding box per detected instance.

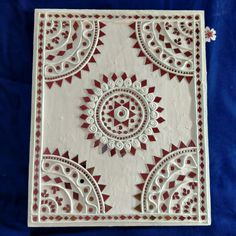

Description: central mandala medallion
[80,73,165,157]
[96,88,149,141]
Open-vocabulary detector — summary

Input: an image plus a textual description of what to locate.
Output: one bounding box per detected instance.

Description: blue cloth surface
[0,0,235,235]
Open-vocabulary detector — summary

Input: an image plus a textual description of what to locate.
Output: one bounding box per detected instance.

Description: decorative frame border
[28,9,210,227]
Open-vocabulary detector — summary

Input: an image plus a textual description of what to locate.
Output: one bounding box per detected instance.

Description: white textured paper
[28,9,211,226]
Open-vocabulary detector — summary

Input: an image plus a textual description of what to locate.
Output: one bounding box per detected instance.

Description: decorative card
[28,9,211,226]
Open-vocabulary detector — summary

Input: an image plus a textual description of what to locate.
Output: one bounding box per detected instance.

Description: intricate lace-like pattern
[44,20,106,88]
[40,148,111,219]
[80,73,164,157]
[129,21,194,83]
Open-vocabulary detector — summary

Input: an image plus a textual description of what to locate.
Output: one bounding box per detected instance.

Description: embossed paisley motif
[44,20,106,88]
[135,141,198,219]
[40,148,111,217]
[129,21,194,83]
[80,73,165,157]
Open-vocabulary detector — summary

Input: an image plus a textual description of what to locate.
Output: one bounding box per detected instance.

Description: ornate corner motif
[129,21,194,83]
[38,147,112,221]
[134,140,198,220]
[80,73,165,157]
[44,20,106,89]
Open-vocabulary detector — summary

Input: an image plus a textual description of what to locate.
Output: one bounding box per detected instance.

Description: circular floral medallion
[80,73,165,157]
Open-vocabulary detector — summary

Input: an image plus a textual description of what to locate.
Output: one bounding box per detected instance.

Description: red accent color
[99,22,106,28]
[102,194,110,201]
[152,127,159,133]
[161,204,167,212]
[133,42,140,49]
[54,177,63,183]
[72,155,79,163]
[80,160,87,168]
[188,172,197,178]
[141,173,148,180]
[42,175,51,182]
[105,205,112,212]
[186,76,193,83]
[188,140,196,147]
[138,51,145,57]
[129,22,136,30]
[169,73,175,80]
[103,75,109,83]
[46,81,53,89]
[46,55,55,60]
[43,148,51,155]
[136,183,144,190]
[65,76,72,83]
[87,133,94,139]
[148,87,155,93]
[130,146,136,155]
[154,96,162,103]
[52,148,60,156]
[163,191,169,200]
[74,71,81,78]
[152,64,159,71]
[111,73,117,81]
[94,140,100,147]
[80,105,88,110]
[141,142,147,150]
[131,75,137,82]
[98,184,106,191]
[121,73,127,80]
[99,31,106,37]
[110,148,116,156]
[148,135,156,141]
[93,48,100,55]
[169,181,175,188]
[66,43,73,50]
[81,123,89,128]
[156,23,161,32]
[94,80,101,88]
[120,149,126,157]
[156,107,164,112]
[55,80,63,87]
[177,75,184,82]
[130,32,137,39]
[94,175,101,182]
[97,39,104,46]
[147,164,155,171]
[157,117,165,123]
[62,151,69,158]
[160,69,167,76]
[145,58,152,64]
[82,64,90,71]
[177,175,186,181]
[89,56,96,63]
[179,141,187,149]
[141,80,147,87]
[162,149,169,156]
[171,144,178,151]
[73,21,79,30]
[86,89,94,94]
[154,156,161,163]
[83,97,91,102]
[57,51,65,56]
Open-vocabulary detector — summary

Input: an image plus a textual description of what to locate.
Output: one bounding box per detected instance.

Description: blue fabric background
[0,0,235,235]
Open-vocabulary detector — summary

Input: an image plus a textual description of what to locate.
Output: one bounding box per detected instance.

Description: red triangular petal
[188,140,196,147]
[44,148,51,155]
[46,81,54,89]
[72,155,79,163]
[62,151,69,158]
[52,148,60,156]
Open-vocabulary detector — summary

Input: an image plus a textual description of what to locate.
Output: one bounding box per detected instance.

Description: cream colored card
[28,9,210,226]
